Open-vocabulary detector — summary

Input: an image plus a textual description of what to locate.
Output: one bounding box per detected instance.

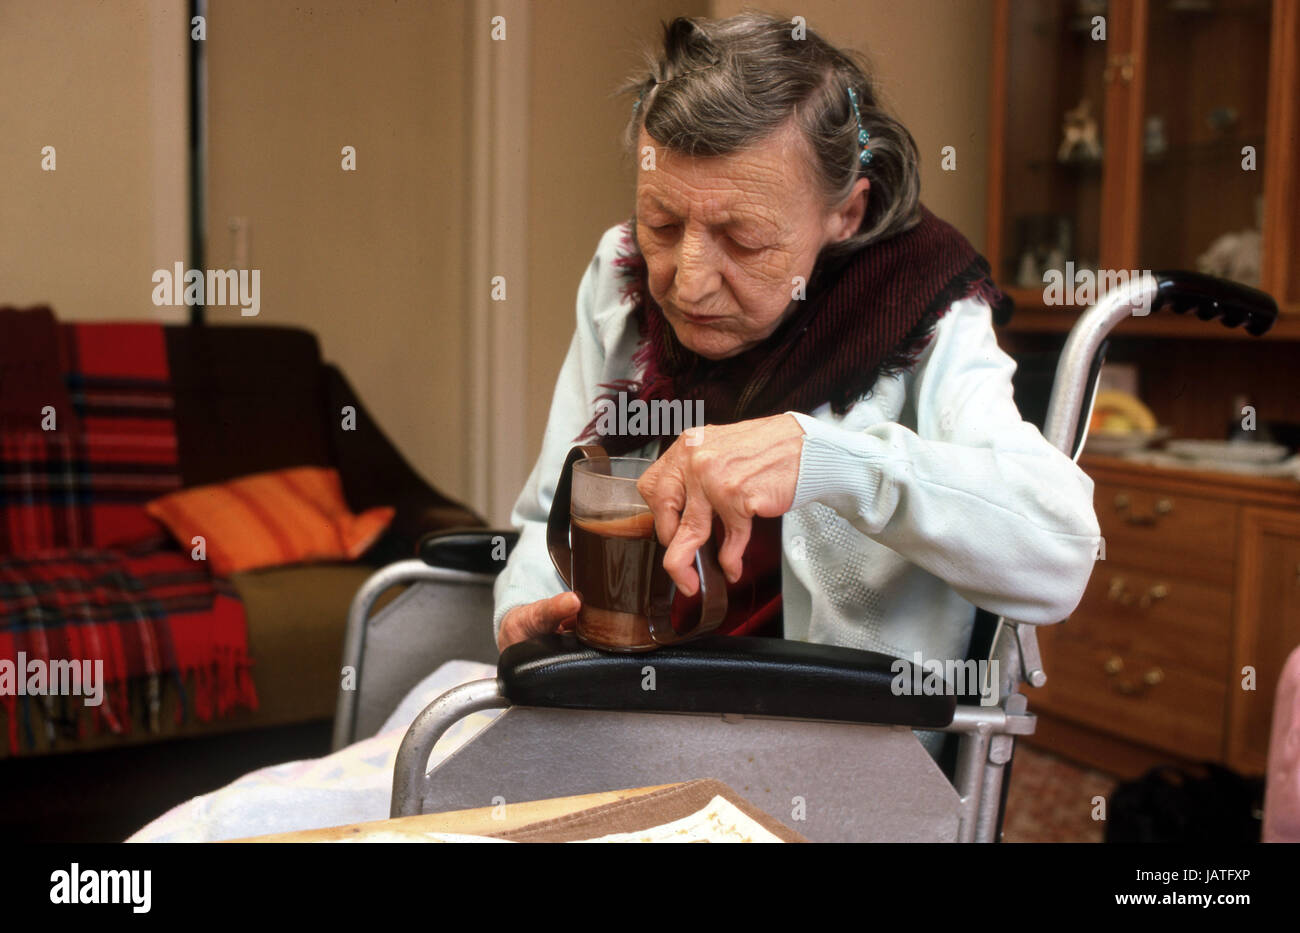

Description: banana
[1090,390,1157,434]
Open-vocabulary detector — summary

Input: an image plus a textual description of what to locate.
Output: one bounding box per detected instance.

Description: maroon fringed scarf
[578,204,1009,638]
[580,204,1009,455]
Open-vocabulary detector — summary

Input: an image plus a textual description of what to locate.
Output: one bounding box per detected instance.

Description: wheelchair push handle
[1044,271,1278,460]
[1145,270,1277,335]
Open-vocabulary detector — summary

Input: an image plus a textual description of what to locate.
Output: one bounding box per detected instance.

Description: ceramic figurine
[1144,115,1167,158]
[1017,251,1040,290]
[1058,99,1102,163]
[1196,230,1261,287]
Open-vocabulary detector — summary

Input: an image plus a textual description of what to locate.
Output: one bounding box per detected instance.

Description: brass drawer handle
[1107,578,1169,609]
[1104,656,1164,696]
[1140,584,1168,609]
[1113,493,1172,526]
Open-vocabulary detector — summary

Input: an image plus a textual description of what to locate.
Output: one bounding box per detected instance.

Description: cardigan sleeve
[491,228,622,641]
[786,296,1101,624]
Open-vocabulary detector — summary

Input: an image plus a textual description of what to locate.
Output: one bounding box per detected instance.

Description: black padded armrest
[417,528,519,575]
[499,634,956,729]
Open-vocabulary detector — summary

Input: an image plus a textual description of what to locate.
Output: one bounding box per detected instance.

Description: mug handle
[646,537,728,646]
[547,444,609,588]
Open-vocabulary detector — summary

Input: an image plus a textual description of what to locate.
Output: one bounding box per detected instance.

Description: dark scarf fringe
[841,254,1011,414]
[586,228,667,440]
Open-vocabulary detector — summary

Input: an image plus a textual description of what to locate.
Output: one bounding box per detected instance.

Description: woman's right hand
[496,591,581,652]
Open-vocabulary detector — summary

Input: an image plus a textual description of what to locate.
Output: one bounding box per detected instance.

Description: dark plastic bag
[1105,762,1264,843]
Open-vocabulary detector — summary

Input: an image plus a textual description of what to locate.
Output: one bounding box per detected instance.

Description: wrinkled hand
[497,592,579,652]
[636,414,804,595]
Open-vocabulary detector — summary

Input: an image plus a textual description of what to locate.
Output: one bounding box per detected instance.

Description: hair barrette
[847,87,872,166]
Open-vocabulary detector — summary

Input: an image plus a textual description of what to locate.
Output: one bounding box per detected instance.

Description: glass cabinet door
[999,0,1111,300]
[1136,0,1272,287]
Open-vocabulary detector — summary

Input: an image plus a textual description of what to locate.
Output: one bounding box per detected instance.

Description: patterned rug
[1002,742,1118,843]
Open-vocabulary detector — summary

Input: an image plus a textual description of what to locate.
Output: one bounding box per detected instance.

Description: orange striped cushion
[145,466,395,576]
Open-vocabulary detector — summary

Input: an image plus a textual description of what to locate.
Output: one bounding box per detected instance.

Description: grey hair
[619,12,922,257]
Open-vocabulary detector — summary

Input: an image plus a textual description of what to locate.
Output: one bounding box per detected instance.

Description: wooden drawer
[1063,564,1232,680]
[1034,630,1226,761]
[1093,481,1238,587]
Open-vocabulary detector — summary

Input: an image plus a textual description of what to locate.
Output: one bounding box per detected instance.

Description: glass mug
[547,445,727,652]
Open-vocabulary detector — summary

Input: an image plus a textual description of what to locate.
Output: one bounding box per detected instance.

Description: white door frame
[465,0,530,526]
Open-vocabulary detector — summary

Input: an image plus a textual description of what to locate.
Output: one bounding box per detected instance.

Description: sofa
[0,319,483,757]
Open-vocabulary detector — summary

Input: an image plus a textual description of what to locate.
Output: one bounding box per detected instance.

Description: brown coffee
[570,510,665,652]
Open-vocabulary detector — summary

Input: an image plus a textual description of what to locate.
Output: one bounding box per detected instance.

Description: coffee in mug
[547,445,726,652]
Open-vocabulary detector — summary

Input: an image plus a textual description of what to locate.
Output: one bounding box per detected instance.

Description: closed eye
[728,235,766,254]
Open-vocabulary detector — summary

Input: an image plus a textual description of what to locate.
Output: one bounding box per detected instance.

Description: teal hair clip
[633,79,656,114]
[847,87,872,166]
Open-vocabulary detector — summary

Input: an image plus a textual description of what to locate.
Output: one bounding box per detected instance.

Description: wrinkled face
[635,119,864,360]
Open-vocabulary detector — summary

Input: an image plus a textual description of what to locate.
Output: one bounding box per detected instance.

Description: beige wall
[203,0,472,502]
[0,0,187,319]
[4,1,994,516]
[711,1,994,248]
[525,0,710,459]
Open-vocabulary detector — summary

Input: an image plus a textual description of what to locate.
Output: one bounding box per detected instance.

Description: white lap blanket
[127,660,501,842]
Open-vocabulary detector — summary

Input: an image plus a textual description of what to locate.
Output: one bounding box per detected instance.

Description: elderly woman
[129,13,1098,841]
[494,11,1100,724]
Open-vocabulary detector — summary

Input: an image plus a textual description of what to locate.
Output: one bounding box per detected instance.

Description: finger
[637,456,685,548]
[694,454,752,584]
[716,513,752,584]
[661,482,713,596]
[534,591,580,629]
[510,592,579,644]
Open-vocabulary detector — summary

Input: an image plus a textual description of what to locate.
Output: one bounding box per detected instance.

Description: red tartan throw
[0,318,257,753]
[0,320,183,552]
[0,547,254,752]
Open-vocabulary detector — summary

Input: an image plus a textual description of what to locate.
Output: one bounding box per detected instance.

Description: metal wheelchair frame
[335,272,1275,841]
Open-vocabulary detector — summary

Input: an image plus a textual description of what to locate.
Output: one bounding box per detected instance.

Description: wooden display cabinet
[986,2,1300,777]
[988,0,1300,332]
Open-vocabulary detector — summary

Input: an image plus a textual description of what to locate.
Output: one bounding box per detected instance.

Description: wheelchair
[334,271,1276,842]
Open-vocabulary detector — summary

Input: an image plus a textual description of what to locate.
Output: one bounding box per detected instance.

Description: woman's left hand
[636,413,805,594]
